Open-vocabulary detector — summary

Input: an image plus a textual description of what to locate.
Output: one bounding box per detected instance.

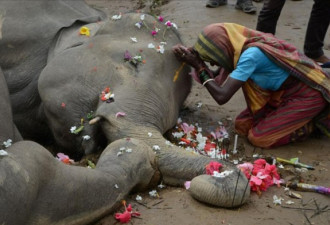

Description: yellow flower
[79,26,90,36]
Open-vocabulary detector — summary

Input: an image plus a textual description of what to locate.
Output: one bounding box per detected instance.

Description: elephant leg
[99,126,251,208]
[1,139,157,225]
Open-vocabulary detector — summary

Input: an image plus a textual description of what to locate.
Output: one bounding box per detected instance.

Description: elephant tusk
[89,116,101,125]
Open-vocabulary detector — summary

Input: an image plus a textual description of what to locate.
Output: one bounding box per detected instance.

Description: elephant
[0,1,250,224]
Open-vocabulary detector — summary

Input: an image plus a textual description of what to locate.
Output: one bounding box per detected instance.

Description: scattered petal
[0,150,8,156]
[158,183,166,189]
[117,152,123,156]
[152,145,160,151]
[126,148,132,153]
[149,190,158,198]
[140,14,145,20]
[184,181,191,189]
[56,153,74,164]
[148,43,155,49]
[136,195,142,201]
[285,200,295,205]
[82,135,91,141]
[148,132,153,137]
[156,45,165,54]
[3,139,12,148]
[172,132,184,139]
[130,37,138,43]
[273,195,283,205]
[135,22,142,29]
[111,13,122,20]
[114,184,119,189]
[70,126,77,133]
[116,112,126,118]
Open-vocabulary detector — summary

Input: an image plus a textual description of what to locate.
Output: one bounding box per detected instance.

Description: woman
[173,23,330,148]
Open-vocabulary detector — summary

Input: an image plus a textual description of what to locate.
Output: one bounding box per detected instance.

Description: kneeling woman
[173,23,330,148]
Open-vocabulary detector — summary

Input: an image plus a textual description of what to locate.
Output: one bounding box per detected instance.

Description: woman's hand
[172,44,206,71]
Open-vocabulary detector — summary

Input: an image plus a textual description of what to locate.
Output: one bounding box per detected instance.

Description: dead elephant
[0,1,250,224]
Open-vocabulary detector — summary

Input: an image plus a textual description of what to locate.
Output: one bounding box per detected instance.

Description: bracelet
[203,79,214,86]
[197,67,207,74]
[199,70,211,83]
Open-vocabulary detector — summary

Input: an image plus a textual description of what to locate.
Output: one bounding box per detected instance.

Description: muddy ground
[85,0,330,224]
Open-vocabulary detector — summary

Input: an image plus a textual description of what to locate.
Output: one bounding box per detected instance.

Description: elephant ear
[188,172,250,208]
[0,67,22,143]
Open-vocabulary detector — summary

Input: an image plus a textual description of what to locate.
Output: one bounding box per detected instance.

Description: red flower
[151,30,158,36]
[115,201,141,224]
[158,16,164,22]
[205,161,222,175]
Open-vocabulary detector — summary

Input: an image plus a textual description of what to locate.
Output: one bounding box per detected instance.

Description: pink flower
[180,122,195,134]
[205,161,222,175]
[151,30,157,36]
[237,162,253,179]
[158,16,164,22]
[116,112,126,118]
[165,21,172,27]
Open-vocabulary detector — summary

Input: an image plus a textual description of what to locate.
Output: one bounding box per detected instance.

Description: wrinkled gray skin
[0,1,250,224]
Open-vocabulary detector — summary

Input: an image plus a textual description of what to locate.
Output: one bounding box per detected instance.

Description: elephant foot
[188,171,250,208]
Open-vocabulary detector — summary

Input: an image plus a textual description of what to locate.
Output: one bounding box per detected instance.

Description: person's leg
[236,0,257,14]
[206,0,227,8]
[304,0,330,63]
[247,82,327,148]
[256,0,286,34]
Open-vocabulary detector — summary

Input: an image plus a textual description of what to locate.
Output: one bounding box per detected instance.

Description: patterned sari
[194,23,330,148]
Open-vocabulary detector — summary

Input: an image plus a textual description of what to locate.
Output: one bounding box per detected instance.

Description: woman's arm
[203,77,244,105]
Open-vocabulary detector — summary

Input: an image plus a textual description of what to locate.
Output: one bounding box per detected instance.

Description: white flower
[136,195,142,201]
[212,170,233,178]
[111,14,122,20]
[152,145,160,151]
[148,132,153,137]
[0,150,8,156]
[177,117,182,124]
[135,22,142,29]
[114,184,119,189]
[148,43,155,49]
[158,183,166,189]
[70,126,77,133]
[197,127,202,133]
[130,37,138,43]
[273,195,283,205]
[196,133,207,150]
[165,140,173,147]
[126,148,132,153]
[133,55,142,60]
[140,14,145,20]
[285,200,294,205]
[3,139,12,148]
[172,132,184,139]
[157,45,165,54]
[149,190,158,197]
[233,160,239,165]
[82,135,91,141]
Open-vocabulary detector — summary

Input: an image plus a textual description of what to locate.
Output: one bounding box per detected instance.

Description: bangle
[203,79,214,86]
[199,70,211,83]
[197,67,207,74]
